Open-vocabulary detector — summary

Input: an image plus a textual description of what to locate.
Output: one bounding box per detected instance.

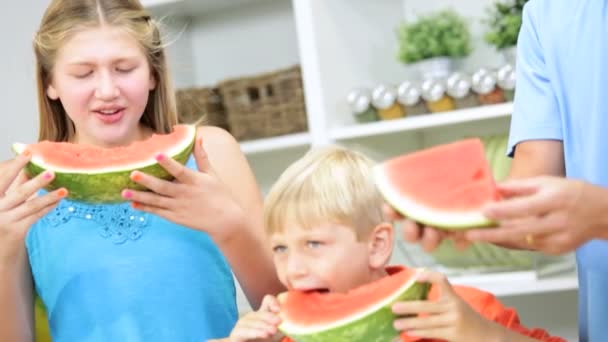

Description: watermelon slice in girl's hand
[11,124,196,204]
[373,138,500,230]
[278,267,430,342]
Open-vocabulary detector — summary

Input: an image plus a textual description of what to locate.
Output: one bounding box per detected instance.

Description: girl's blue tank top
[26,156,238,341]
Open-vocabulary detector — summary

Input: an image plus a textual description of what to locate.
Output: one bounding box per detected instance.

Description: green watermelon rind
[12,126,196,204]
[373,165,495,230]
[278,269,431,342]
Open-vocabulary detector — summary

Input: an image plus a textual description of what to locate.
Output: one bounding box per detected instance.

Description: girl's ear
[47,83,59,100]
[149,72,156,91]
[367,222,394,269]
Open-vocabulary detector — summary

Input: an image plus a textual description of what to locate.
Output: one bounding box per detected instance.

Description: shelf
[239,132,311,155]
[330,102,514,141]
[448,269,578,297]
[141,0,262,16]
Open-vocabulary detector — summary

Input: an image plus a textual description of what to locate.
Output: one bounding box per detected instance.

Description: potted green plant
[396,9,472,80]
[483,0,529,65]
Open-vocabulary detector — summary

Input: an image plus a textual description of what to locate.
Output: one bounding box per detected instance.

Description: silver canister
[446,72,478,109]
[497,64,516,91]
[497,64,516,101]
[372,84,405,120]
[421,78,455,113]
[397,81,427,115]
[421,78,446,103]
[347,88,377,123]
[472,68,498,95]
[371,84,398,110]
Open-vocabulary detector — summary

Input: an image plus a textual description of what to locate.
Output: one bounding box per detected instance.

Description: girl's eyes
[73,71,93,79]
[115,66,135,73]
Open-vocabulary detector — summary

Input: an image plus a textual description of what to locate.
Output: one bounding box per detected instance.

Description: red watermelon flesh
[12,124,196,203]
[278,267,429,341]
[374,138,500,229]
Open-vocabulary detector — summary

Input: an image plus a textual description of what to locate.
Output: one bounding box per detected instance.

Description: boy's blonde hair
[264,145,386,239]
[34,0,178,142]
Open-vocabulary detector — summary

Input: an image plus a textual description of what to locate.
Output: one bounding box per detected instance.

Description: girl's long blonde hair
[34,0,177,142]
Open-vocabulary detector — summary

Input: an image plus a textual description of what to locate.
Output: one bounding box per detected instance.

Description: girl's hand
[123,135,245,241]
[0,153,67,259]
[392,271,501,342]
[228,295,282,342]
[466,176,604,255]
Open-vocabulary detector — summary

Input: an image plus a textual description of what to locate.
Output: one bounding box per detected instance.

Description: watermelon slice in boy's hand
[278,267,430,342]
[373,138,500,230]
[11,124,196,204]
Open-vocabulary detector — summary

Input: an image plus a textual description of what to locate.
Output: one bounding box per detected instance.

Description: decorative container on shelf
[218,65,308,141]
[175,86,229,131]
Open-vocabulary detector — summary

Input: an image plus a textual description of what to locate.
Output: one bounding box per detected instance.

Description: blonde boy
[224,146,565,342]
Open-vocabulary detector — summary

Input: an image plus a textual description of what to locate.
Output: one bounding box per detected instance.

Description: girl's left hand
[122,135,244,241]
[392,271,501,342]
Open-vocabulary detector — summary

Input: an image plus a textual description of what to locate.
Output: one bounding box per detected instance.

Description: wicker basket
[218,65,308,141]
[175,86,229,131]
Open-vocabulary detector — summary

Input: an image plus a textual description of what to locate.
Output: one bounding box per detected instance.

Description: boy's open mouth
[303,288,330,294]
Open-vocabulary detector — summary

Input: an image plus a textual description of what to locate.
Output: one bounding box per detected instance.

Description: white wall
[0,2,46,160]
[187,0,299,87]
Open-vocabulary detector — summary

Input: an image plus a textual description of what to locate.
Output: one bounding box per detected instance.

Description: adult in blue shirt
[396,1,608,341]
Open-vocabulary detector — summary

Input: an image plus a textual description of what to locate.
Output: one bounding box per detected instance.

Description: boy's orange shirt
[281,266,566,342]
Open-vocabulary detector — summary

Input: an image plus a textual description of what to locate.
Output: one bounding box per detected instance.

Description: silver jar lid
[372,84,398,109]
[397,81,422,106]
[497,64,516,90]
[446,72,472,99]
[347,88,372,114]
[472,68,498,95]
[421,78,447,102]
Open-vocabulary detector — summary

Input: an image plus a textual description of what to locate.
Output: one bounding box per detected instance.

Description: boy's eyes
[306,240,323,249]
[272,245,287,254]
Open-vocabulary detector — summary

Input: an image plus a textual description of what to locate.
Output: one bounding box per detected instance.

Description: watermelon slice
[12,124,196,203]
[374,138,499,230]
[278,267,430,342]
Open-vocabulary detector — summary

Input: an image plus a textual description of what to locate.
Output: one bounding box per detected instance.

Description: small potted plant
[483,0,529,65]
[396,9,472,80]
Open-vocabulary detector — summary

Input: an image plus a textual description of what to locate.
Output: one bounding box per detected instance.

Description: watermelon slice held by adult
[376,139,500,250]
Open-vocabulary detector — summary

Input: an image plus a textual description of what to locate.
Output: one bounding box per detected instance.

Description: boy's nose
[286,255,308,279]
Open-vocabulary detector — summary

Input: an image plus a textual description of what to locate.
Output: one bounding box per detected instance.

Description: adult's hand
[466,176,607,255]
[383,204,471,252]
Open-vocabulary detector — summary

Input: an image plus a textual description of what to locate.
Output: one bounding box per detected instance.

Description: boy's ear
[367,222,394,269]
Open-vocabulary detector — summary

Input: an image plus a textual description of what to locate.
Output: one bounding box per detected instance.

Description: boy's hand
[229,295,282,342]
[391,271,501,342]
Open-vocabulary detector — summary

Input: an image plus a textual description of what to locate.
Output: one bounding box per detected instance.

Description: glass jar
[446,72,479,109]
[347,88,378,123]
[397,81,427,116]
[421,78,455,113]
[497,64,516,102]
[472,68,505,105]
[372,84,405,120]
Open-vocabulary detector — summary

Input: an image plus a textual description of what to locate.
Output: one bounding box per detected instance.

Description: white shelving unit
[142,1,578,339]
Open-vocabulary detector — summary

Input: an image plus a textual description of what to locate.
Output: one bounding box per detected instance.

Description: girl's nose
[94,71,119,100]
